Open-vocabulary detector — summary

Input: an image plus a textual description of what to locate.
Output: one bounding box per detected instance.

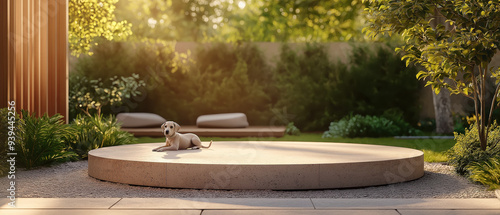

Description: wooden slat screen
[0,0,68,122]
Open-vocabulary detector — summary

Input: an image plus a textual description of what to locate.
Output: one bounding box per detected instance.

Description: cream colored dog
[152,121,212,151]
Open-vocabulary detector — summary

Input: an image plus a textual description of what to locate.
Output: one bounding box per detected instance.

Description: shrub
[67,114,136,159]
[467,156,500,190]
[71,39,189,120]
[274,43,420,131]
[322,113,419,138]
[69,73,145,120]
[448,123,500,175]
[16,110,77,169]
[285,122,301,136]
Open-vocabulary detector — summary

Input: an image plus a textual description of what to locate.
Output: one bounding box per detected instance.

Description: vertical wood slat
[40,0,48,115]
[22,0,29,112]
[56,0,68,119]
[0,1,8,107]
[47,0,57,117]
[0,0,68,123]
[15,0,22,110]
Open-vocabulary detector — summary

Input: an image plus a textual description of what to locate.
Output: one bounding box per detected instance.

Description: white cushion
[196,113,249,128]
[116,113,166,128]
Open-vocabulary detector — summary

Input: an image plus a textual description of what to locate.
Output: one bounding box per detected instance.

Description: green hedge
[274,43,420,131]
[72,41,420,131]
[323,113,420,138]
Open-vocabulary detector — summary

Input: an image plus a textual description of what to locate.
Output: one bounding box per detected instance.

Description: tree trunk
[432,87,454,134]
[430,9,454,134]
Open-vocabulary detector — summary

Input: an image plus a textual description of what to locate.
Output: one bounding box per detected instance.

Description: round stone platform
[88,141,424,190]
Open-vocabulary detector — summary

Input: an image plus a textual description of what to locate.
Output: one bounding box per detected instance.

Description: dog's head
[161,121,181,137]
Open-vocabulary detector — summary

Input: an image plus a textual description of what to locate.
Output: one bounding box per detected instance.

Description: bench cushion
[116,113,166,128]
[196,113,249,128]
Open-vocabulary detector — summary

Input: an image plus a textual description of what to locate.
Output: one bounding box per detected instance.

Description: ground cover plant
[467,156,500,190]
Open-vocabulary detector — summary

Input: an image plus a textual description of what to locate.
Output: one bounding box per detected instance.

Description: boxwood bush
[322,113,420,138]
[448,123,500,175]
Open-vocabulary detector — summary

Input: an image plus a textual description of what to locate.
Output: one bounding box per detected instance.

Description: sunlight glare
[238,1,246,9]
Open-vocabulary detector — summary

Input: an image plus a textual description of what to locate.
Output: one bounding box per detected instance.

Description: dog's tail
[201,140,213,148]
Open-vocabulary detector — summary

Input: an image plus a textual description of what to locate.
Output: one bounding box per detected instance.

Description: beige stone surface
[398,210,500,215]
[202,210,400,215]
[112,198,314,209]
[0,210,200,215]
[0,198,120,209]
[88,141,424,190]
[312,198,500,210]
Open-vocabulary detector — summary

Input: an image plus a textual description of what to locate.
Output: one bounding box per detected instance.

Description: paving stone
[112,198,314,209]
[0,198,120,209]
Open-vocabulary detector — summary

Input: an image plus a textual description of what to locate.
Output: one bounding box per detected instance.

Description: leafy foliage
[72,42,274,125]
[275,43,420,131]
[323,114,419,138]
[285,122,301,136]
[69,0,132,56]
[448,123,500,175]
[116,0,232,41]
[69,72,145,119]
[364,0,500,150]
[185,43,274,124]
[115,0,367,42]
[221,0,366,42]
[467,156,500,190]
[67,114,136,159]
[16,111,77,169]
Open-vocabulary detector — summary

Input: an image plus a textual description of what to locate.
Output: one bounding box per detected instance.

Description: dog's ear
[174,122,181,132]
[161,122,166,132]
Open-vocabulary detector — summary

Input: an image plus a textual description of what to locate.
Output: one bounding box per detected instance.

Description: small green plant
[68,114,136,159]
[467,156,500,190]
[16,110,77,169]
[323,114,419,138]
[285,122,301,136]
[448,123,500,176]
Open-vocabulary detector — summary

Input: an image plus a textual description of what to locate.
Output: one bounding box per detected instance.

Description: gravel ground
[0,161,496,198]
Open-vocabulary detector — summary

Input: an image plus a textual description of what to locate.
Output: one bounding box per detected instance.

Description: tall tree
[364,0,500,150]
[69,0,132,56]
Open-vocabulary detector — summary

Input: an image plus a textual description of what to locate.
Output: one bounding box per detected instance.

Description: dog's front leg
[155,143,179,152]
